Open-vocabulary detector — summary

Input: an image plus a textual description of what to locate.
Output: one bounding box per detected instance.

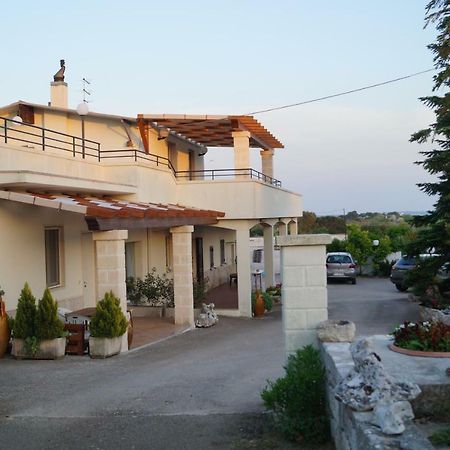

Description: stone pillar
[232,130,251,177]
[50,81,68,108]
[278,222,288,236]
[276,234,332,359]
[260,149,274,179]
[263,224,275,287]
[93,230,128,352]
[236,226,252,317]
[288,220,298,235]
[170,225,195,327]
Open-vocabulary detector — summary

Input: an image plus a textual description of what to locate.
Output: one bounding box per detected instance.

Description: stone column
[232,130,251,178]
[236,226,252,317]
[263,224,275,287]
[260,149,274,179]
[288,220,298,235]
[93,230,128,352]
[276,234,332,359]
[278,221,288,236]
[170,225,195,327]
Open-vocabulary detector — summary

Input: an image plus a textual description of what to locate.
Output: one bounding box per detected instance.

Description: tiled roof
[0,190,224,230]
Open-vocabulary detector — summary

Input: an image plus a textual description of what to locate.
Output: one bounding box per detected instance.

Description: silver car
[326,252,357,284]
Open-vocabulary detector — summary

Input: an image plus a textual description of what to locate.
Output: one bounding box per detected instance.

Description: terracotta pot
[0,299,10,358]
[254,291,265,317]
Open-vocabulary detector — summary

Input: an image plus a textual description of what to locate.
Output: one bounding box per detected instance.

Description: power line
[247,68,435,115]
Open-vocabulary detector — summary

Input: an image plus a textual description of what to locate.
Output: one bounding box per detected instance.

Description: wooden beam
[85,216,219,231]
[137,118,149,153]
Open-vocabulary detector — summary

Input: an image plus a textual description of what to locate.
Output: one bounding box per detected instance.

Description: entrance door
[195,237,204,282]
[81,233,96,307]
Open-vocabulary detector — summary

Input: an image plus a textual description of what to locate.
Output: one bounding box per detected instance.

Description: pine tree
[13,282,37,339]
[407,0,450,294]
[36,288,64,340]
[89,291,128,338]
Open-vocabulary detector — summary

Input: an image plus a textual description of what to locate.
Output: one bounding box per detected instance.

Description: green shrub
[13,283,37,339]
[126,276,144,305]
[261,345,330,444]
[374,259,395,277]
[261,291,273,311]
[90,291,128,338]
[36,288,64,340]
[429,427,450,446]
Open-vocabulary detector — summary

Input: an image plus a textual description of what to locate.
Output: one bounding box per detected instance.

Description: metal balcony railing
[0,117,282,187]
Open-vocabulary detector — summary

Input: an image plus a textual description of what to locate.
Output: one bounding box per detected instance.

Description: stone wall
[320,342,433,450]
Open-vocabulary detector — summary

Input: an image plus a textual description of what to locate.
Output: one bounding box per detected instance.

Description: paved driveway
[0,278,419,449]
[328,276,420,336]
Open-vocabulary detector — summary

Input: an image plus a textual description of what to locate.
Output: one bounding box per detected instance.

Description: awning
[0,190,224,231]
[137,114,284,150]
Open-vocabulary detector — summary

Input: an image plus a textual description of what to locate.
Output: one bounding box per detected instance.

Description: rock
[317,320,356,342]
[419,305,450,325]
[195,303,218,328]
[373,401,414,434]
[334,338,421,435]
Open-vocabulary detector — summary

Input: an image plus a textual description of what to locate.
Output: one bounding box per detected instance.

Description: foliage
[251,290,273,313]
[261,345,330,444]
[193,277,209,309]
[0,285,4,297]
[266,284,281,296]
[24,336,40,357]
[345,224,373,269]
[13,283,37,339]
[297,211,346,234]
[372,235,392,274]
[326,238,347,253]
[89,291,128,338]
[405,0,450,295]
[429,427,450,446]
[36,288,65,340]
[127,268,175,307]
[250,224,263,237]
[374,259,396,277]
[391,321,450,352]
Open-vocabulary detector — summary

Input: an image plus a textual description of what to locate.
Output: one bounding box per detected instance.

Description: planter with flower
[89,291,128,359]
[389,321,450,358]
[12,283,66,360]
[0,286,10,358]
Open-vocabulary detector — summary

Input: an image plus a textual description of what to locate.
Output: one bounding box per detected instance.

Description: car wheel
[395,284,408,292]
[351,278,356,285]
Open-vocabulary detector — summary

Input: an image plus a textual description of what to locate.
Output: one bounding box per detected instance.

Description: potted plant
[12,284,66,359]
[89,291,128,359]
[0,286,10,358]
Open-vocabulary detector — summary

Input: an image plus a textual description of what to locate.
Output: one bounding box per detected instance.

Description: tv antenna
[81,78,91,103]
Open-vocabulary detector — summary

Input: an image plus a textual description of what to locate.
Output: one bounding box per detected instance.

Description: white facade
[0,74,303,343]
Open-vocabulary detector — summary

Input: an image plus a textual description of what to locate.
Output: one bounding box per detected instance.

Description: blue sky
[1,1,438,213]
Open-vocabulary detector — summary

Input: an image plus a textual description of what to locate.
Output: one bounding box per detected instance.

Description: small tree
[346,224,373,271]
[36,288,64,340]
[13,282,37,339]
[90,291,128,338]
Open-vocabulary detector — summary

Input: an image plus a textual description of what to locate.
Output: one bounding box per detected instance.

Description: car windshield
[398,257,416,265]
[327,255,352,264]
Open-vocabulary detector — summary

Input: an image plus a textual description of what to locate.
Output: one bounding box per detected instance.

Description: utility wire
[247,68,435,115]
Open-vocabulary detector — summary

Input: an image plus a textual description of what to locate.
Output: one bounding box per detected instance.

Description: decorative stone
[419,305,450,325]
[89,336,122,359]
[317,320,356,342]
[12,337,66,360]
[195,303,218,328]
[373,401,414,435]
[334,338,421,435]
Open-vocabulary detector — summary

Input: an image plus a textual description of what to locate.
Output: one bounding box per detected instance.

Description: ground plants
[261,345,330,444]
[90,291,128,338]
[391,321,450,352]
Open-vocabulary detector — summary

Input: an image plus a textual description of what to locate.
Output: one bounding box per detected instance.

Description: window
[125,242,136,279]
[253,249,263,263]
[45,228,62,287]
[209,245,214,269]
[220,239,225,265]
[165,235,172,269]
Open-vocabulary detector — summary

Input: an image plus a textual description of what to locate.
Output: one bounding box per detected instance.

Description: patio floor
[130,317,188,350]
[207,282,238,309]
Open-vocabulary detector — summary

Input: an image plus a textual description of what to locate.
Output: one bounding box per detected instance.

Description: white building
[0,63,302,349]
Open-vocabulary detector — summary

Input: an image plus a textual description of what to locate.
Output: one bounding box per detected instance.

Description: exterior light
[76,102,89,116]
[373,240,380,247]
[12,115,23,126]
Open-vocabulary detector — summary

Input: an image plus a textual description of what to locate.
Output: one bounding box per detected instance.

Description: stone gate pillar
[276,234,332,358]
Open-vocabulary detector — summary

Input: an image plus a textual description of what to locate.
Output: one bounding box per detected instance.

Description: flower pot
[0,299,10,358]
[12,337,66,360]
[89,336,123,359]
[254,291,265,317]
[388,343,450,358]
[419,305,450,325]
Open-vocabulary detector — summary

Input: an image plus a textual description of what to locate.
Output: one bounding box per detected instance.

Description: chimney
[50,59,68,109]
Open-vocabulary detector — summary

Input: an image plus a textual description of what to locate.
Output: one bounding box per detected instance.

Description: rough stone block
[306,266,327,286]
[282,245,327,266]
[285,329,318,352]
[283,309,307,330]
[283,286,327,309]
[306,308,328,329]
[282,266,306,287]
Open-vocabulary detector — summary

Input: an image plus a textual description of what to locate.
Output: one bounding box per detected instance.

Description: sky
[1,1,439,214]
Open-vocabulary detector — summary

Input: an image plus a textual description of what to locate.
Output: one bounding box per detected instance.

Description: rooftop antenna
[81,77,91,103]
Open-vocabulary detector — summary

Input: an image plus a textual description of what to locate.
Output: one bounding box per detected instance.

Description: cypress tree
[13,282,37,339]
[36,288,64,340]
